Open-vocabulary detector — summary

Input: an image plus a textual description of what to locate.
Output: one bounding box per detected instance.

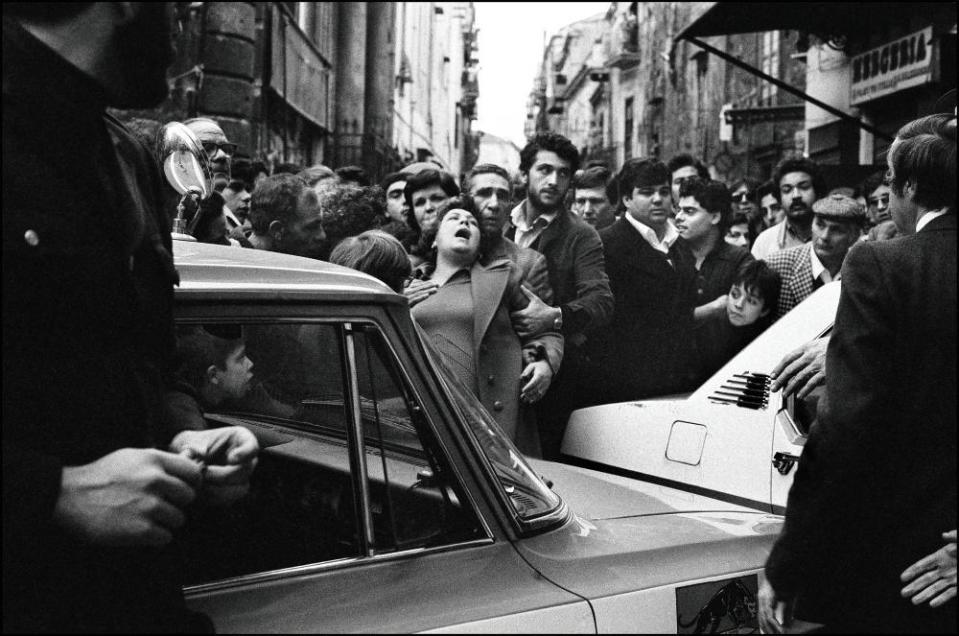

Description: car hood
[516,508,780,603]
[528,458,756,520]
[523,459,781,601]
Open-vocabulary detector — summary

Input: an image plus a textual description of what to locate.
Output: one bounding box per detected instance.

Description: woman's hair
[328,230,412,293]
[727,211,755,244]
[416,196,480,266]
[298,164,337,187]
[402,170,461,232]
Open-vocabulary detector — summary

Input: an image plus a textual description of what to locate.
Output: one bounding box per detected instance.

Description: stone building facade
[528,1,955,187]
[115,2,479,183]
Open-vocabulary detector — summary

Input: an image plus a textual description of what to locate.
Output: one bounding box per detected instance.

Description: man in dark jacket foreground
[758,113,957,633]
[3,4,258,632]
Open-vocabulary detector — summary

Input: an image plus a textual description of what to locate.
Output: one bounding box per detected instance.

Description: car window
[351,325,485,552]
[174,321,484,588]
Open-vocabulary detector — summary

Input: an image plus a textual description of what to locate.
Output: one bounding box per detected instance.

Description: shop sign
[851,27,936,106]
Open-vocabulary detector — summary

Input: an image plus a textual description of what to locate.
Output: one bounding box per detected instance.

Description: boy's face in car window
[214,343,254,399]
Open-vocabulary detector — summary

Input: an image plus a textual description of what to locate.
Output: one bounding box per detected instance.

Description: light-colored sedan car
[563,282,841,515]
[174,242,782,633]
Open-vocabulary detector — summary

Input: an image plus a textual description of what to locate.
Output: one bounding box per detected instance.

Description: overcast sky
[473,2,609,147]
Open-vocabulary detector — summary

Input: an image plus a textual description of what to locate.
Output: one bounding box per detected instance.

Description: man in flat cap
[761,193,865,320]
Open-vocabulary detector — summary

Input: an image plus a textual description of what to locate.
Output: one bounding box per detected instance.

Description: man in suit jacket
[504,132,614,459]
[593,158,698,403]
[762,194,866,320]
[759,113,957,633]
[466,163,555,305]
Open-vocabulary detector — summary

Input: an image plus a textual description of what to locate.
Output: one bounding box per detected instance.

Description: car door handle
[772,452,800,475]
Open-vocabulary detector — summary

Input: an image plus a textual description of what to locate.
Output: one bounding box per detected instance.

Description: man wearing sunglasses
[185,117,243,231]
[861,169,900,241]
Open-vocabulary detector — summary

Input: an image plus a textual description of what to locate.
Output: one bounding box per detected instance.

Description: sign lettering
[851,27,935,106]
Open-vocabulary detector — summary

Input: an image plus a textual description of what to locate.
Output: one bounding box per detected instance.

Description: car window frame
[409,322,571,538]
[172,310,494,594]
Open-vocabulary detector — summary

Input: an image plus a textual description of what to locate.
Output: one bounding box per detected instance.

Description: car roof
[173,240,404,304]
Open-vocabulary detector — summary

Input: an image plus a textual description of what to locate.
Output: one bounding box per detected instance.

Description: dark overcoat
[766,214,957,631]
[2,17,192,632]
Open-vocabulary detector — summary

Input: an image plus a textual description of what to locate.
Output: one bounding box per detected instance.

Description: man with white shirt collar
[593,158,698,403]
[761,193,865,320]
[504,132,613,459]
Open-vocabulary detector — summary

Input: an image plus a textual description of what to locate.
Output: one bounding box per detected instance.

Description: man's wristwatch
[552,309,563,331]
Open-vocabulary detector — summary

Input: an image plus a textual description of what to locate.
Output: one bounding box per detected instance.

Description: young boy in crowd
[694,260,781,383]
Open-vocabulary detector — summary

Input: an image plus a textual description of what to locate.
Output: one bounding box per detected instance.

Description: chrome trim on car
[563,455,776,514]
[421,337,570,536]
[343,323,377,554]
[776,401,807,446]
[183,537,496,595]
[354,320,496,542]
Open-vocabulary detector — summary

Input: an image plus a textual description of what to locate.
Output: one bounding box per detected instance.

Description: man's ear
[902,180,918,200]
[268,219,284,240]
[710,212,721,226]
[206,364,220,386]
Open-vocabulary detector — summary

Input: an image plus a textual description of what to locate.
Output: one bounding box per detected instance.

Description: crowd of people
[163,114,913,462]
[3,3,954,634]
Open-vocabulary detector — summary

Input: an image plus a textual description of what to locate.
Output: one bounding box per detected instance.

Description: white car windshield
[415,325,562,525]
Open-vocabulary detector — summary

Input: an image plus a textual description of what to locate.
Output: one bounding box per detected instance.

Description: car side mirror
[156,122,212,240]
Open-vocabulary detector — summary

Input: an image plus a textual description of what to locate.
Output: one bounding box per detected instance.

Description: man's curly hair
[315,183,386,254]
[519,132,580,175]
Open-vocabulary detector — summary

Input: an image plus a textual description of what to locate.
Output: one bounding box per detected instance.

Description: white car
[562,282,841,514]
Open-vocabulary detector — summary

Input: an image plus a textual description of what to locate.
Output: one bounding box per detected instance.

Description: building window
[624,97,634,160]
[760,31,781,106]
[296,3,315,36]
[314,3,335,62]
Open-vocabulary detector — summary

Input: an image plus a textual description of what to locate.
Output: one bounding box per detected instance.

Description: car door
[175,312,592,632]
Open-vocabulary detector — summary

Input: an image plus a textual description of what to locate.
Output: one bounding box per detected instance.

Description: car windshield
[415,324,562,524]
